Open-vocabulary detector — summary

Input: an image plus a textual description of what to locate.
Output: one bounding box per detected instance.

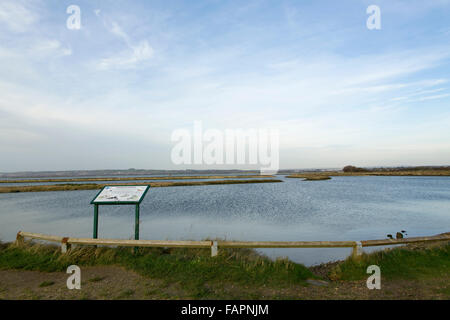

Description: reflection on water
[0,176,449,266]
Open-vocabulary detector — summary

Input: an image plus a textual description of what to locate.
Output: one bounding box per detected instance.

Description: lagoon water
[0,176,449,266]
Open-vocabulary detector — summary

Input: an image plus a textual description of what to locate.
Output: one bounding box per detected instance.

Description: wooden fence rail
[15,231,450,258]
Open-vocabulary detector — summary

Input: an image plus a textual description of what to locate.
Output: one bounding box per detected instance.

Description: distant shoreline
[287,169,450,181]
[0,175,273,184]
[0,169,267,179]
[1,166,449,179]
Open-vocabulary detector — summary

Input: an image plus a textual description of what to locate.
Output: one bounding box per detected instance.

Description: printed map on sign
[92,186,148,203]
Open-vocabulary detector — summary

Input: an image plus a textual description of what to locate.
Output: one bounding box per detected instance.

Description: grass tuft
[330,243,450,280]
[38,281,55,288]
[88,276,106,283]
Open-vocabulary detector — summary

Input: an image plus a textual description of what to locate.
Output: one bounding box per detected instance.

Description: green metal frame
[90,185,150,240]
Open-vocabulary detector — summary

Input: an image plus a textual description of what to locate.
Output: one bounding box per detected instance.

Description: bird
[387,234,393,239]
[396,232,404,239]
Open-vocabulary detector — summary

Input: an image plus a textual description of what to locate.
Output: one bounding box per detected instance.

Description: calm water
[0,176,449,266]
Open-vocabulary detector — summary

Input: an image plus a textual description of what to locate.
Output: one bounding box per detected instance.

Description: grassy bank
[0,240,449,299]
[0,242,313,299]
[0,179,283,194]
[329,242,450,281]
[0,175,274,184]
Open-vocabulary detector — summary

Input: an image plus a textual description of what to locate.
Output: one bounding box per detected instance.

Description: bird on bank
[387,230,408,239]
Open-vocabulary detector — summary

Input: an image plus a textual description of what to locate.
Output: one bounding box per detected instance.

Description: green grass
[330,243,450,281]
[88,276,106,283]
[116,289,135,299]
[0,242,313,298]
[436,285,450,298]
[38,281,55,288]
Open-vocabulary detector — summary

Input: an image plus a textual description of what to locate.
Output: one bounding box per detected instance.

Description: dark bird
[387,234,393,239]
[396,232,404,239]
[401,230,406,233]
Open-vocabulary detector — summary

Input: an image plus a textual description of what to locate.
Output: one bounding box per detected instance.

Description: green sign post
[90,185,150,240]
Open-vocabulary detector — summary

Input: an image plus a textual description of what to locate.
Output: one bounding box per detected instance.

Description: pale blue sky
[1,0,450,171]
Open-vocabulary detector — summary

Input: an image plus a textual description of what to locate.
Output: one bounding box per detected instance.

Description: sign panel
[91,186,149,204]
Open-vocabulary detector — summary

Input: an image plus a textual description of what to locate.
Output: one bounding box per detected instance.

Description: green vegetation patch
[330,243,450,281]
[39,281,55,287]
[88,276,106,283]
[0,242,313,298]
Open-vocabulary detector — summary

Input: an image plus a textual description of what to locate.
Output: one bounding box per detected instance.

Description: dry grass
[0,175,274,184]
[286,175,332,181]
[0,179,283,194]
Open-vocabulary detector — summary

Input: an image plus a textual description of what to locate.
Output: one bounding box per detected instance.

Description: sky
[0,0,450,172]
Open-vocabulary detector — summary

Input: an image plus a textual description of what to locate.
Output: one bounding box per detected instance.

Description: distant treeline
[343,165,450,172]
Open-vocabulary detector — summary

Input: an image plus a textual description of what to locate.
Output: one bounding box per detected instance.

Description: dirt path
[0,266,187,300]
[0,266,448,300]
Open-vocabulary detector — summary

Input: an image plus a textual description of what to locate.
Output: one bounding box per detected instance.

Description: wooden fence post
[211,241,218,257]
[15,231,24,246]
[352,241,363,258]
[61,237,70,254]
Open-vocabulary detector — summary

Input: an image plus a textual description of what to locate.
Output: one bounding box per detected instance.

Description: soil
[0,266,448,300]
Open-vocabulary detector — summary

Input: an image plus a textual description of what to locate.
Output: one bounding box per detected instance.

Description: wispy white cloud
[0,0,38,32]
[110,22,131,44]
[416,93,450,101]
[389,85,449,104]
[97,40,153,70]
[32,40,72,57]
[95,15,154,70]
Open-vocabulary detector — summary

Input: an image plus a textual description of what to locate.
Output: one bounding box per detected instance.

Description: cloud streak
[0,0,38,32]
[96,15,154,70]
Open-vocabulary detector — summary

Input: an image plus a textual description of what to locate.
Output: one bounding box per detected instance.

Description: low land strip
[0,175,274,184]
[0,179,283,193]
[287,168,450,181]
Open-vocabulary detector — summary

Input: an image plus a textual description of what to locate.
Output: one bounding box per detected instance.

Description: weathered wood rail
[15,231,450,258]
